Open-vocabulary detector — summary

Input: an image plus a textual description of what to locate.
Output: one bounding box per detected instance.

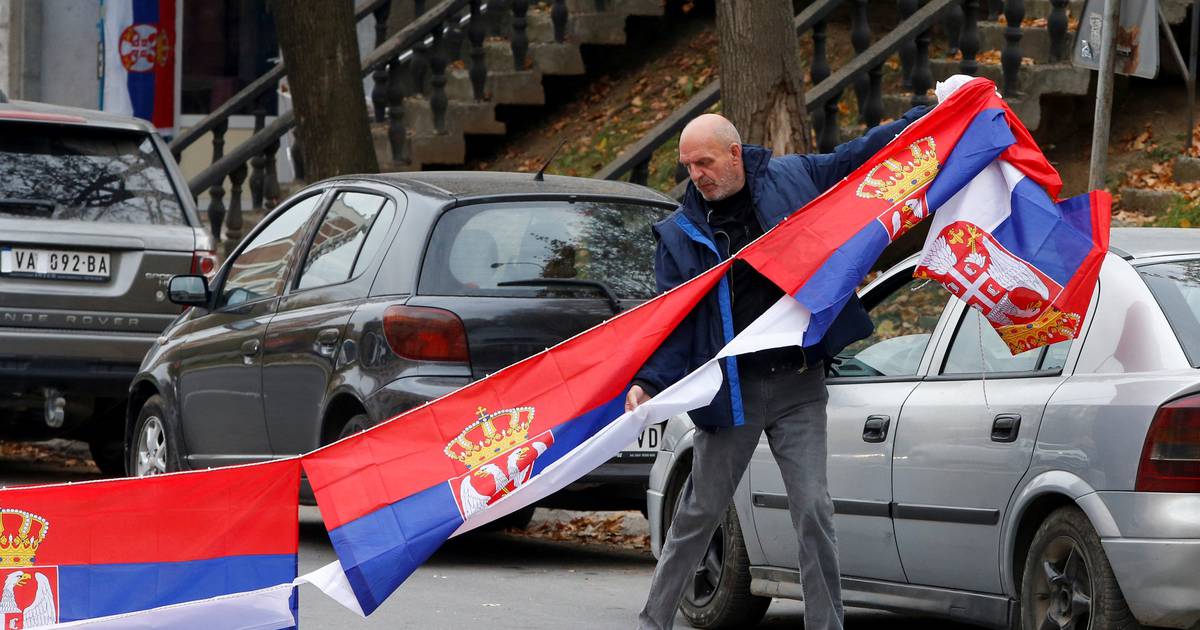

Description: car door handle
[863,415,891,443]
[241,339,260,357]
[316,328,340,346]
[991,413,1022,443]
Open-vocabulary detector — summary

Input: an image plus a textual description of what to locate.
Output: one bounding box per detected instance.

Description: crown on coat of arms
[856,136,939,204]
[444,406,536,469]
[0,509,49,568]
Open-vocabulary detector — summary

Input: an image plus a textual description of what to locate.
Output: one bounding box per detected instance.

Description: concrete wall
[38,0,101,109]
[1,1,10,96]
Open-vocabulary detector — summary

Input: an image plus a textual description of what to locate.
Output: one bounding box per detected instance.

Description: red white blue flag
[300,76,1111,616]
[102,0,180,135]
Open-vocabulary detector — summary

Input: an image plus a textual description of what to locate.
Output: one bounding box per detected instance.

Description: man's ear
[730,143,742,166]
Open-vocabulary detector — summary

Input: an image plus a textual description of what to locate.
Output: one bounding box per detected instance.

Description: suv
[130,172,676,518]
[0,97,214,475]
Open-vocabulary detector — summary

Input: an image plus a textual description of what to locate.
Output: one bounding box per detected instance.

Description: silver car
[647,228,1200,630]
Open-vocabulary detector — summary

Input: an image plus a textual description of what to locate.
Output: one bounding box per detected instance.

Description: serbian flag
[301,76,1109,617]
[0,460,300,629]
[102,0,179,135]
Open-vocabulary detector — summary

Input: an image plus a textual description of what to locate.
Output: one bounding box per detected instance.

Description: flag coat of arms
[102,0,180,134]
[301,76,1110,617]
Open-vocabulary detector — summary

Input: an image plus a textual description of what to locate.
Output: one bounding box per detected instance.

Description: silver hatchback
[647,228,1200,629]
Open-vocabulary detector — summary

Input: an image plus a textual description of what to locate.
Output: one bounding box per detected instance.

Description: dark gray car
[130,172,675,516]
[0,98,213,475]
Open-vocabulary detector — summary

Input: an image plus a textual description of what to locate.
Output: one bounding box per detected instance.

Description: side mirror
[168,275,210,307]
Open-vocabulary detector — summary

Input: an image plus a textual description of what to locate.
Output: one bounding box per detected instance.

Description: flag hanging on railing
[101,0,180,135]
[301,76,1111,617]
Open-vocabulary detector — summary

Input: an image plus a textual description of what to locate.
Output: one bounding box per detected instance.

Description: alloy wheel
[135,416,168,476]
[1031,535,1093,630]
[688,522,726,607]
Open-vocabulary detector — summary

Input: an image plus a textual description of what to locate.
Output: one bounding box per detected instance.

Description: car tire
[1020,506,1142,630]
[337,413,372,441]
[127,395,181,477]
[87,436,126,477]
[481,505,537,532]
[668,475,770,630]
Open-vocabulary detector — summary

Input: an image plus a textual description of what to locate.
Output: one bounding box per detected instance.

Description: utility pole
[1088,0,1121,191]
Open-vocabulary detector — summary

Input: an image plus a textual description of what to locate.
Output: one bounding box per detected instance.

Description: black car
[128,171,676,518]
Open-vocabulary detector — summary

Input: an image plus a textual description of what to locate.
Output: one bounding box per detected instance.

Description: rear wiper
[497,278,624,314]
[0,199,55,217]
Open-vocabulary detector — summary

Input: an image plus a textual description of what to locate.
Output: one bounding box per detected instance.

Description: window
[1139,259,1200,367]
[218,194,322,308]
[832,275,951,378]
[296,193,391,291]
[941,306,1072,375]
[0,123,185,225]
[418,200,670,300]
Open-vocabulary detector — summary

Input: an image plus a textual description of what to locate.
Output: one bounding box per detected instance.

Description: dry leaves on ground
[508,513,650,551]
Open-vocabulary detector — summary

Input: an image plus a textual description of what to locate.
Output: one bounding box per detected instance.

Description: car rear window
[0,121,186,225]
[419,200,670,300]
[1139,259,1200,368]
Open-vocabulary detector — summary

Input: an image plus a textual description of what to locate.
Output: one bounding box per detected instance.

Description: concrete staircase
[375,0,666,170]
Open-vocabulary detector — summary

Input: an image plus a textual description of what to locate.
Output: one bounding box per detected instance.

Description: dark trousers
[637,364,843,629]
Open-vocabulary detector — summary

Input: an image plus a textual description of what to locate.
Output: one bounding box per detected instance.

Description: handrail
[189,0,474,195]
[597,0,957,192]
[169,0,390,155]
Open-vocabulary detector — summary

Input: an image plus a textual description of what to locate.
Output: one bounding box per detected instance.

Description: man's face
[679,137,744,201]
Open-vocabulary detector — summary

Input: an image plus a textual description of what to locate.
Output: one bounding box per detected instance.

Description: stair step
[445,67,546,105]
[410,131,467,167]
[531,42,586,74]
[978,21,1055,62]
[404,98,506,135]
[928,58,1090,98]
[526,11,631,46]
[1012,0,1086,21]
[565,0,665,16]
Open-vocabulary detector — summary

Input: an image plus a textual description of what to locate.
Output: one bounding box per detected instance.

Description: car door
[891,300,1072,593]
[748,268,953,581]
[174,192,326,468]
[261,190,399,455]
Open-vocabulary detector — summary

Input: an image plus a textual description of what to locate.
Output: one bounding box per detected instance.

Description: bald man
[627,107,928,630]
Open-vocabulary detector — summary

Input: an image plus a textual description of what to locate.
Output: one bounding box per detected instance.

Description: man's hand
[625,384,651,413]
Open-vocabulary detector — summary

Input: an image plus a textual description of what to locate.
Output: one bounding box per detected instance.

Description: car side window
[832,275,951,378]
[295,192,391,291]
[217,194,323,309]
[941,306,1071,374]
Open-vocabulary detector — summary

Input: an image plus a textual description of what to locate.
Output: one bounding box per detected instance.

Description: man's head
[679,114,745,201]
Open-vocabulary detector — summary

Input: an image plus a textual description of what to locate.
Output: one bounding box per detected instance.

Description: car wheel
[127,395,181,477]
[86,402,127,477]
[668,475,770,630]
[481,505,537,532]
[1020,506,1142,630]
[337,413,371,441]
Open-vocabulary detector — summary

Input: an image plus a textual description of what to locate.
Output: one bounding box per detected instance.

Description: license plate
[622,423,663,456]
[0,247,110,281]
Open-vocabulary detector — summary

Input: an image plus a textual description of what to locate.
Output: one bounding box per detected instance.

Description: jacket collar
[678,143,774,236]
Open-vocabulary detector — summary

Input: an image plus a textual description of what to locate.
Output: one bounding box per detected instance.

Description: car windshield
[1139,258,1200,368]
[0,121,186,225]
[419,200,670,300]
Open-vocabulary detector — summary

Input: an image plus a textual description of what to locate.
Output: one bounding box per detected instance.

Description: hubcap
[135,416,168,476]
[1031,535,1093,630]
[687,522,725,607]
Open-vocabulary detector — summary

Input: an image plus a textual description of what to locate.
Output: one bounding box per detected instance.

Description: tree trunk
[715,0,812,155]
[270,0,379,180]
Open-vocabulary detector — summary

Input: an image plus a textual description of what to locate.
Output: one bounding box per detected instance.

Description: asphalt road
[1,446,976,629]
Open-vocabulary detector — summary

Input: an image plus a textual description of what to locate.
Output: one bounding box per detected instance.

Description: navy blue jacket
[635,108,927,429]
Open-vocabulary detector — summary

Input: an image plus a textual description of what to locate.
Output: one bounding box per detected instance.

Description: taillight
[1136,395,1200,492]
[191,250,218,278]
[383,305,469,363]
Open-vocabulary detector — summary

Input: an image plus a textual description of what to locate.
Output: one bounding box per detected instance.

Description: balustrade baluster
[226,161,247,245]
[960,0,981,76]
[1001,0,1024,96]
[207,120,228,240]
[810,20,831,145]
[411,0,431,96]
[1048,0,1069,61]
[945,1,964,57]
[371,2,392,122]
[988,0,1003,20]
[430,23,449,134]
[552,0,568,43]
[819,90,840,153]
[851,0,871,123]
[865,64,883,128]
[445,11,466,63]
[631,158,650,187]
[469,0,487,100]
[511,0,529,71]
[249,100,267,210]
[388,57,409,164]
[263,139,281,210]
[898,0,917,89]
[911,27,933,107]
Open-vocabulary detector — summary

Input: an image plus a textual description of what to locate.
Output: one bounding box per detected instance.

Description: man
[627,107,927,630]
